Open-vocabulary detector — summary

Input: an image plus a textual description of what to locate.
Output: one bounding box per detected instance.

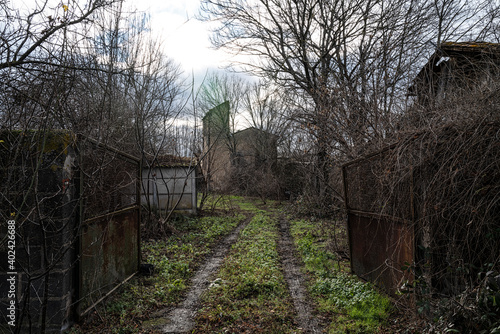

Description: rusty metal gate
[78,139,141,317]
[342,146,414,295]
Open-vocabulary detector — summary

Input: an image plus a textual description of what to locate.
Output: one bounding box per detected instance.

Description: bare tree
[196,72,249,193]
[197,72,248,135]
[199,0,500,212]
[243,82,289,139]
[0,1,187,331]
[199,0,417,202]
[0,0,119,70]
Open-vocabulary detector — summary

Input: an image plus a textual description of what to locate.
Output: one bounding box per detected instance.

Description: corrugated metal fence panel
[142,166,197,214]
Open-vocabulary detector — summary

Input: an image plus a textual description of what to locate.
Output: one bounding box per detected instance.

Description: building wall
[233,128,278,167]
[0,132,141,332]
[202,126,278,194]
[201,101,278,193]
[0,131,78,333]
[142,166,197,215]
[201,101,232,192]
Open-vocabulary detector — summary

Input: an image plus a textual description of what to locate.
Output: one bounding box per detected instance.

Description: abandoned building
[201,101,278,194]
[408,41,500,105]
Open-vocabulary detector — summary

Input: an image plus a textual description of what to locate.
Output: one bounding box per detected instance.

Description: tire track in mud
[277,216,324,333]
[159,215,251,334]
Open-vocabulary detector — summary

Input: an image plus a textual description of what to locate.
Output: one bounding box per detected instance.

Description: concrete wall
[0,132,140,333]
[0,131,78,333]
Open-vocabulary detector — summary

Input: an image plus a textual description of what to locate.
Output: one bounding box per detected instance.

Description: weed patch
[74,213,245,333]
[199,193,272,213]
[194,213,297,333]
[290,219,392,333]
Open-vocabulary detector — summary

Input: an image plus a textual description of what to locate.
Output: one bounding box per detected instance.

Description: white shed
[142,156,197,215]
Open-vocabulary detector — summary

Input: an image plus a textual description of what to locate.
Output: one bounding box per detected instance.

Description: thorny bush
[383,116,500,332]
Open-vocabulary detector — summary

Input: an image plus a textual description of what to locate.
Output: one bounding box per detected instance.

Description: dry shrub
[387,115,500,332]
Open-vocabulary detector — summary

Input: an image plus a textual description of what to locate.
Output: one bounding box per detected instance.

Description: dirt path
[159,216,251,333]
[277,216,324,333]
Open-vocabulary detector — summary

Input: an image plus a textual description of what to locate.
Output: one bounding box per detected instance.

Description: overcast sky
[130,0,230,80]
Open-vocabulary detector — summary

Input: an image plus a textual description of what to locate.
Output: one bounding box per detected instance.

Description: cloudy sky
[131,0,230,79]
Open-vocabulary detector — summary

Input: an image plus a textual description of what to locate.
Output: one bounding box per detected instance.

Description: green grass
[72,198,392,333]
[194,212,297,333]
[73,213,246,333]
[198,193,273,213]
[290,219,392,333]
[198,193,235,211]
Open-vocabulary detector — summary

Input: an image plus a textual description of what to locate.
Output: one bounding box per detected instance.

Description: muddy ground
[145,213,327,333]
[144,216,251,333]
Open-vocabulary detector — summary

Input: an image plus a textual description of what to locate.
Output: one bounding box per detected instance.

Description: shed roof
[233,126,278,139]
[408,41,500,95]
[144,154,196,168]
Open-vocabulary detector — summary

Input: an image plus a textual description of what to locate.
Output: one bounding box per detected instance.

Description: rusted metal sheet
[348,213,414,295]
[79,206,140,316]
[342,146,415,296]
[77,138,141,318]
